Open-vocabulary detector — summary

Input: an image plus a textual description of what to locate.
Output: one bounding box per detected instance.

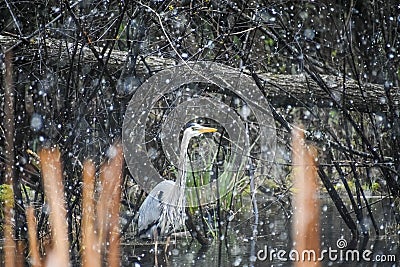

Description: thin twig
[4,0,82,52]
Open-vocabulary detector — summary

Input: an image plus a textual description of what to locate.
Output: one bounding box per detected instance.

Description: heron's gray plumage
[137,123,217,240]
[137,180,184,239]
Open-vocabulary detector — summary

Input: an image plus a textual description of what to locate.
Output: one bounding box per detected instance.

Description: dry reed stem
[26,206,42,267]
[292,127,320,267]
[96,143,123,267]
[39,148,70,267]
[81,160,101,267]
[4,203,15,267]
[15,241,25,267]
[107,145,123,267]
[96,173,107,253]
[3,49,16,267]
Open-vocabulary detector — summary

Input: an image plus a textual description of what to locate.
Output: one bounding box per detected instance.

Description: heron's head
[184,122,217,139]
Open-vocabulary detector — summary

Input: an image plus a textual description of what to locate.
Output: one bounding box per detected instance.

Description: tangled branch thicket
[0,0,399,262]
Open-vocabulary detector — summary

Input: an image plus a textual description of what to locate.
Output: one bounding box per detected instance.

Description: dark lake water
[121,194,399,267]
[0,194,398,266]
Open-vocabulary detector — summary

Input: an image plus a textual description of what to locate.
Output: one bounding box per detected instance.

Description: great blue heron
[137,122,217,262]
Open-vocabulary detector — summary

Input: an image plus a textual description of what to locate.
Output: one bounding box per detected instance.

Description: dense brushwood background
[0,0,399,261]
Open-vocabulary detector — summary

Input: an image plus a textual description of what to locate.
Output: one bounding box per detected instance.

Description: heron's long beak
[198,126,218,133]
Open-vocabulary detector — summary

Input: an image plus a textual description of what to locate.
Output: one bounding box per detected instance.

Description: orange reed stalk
[15,241,25,267]
[81,160,101,267]
[96,143,123,267]
[107,145,123,267]
[26,206,42,267]
[96,159,109,257]
[3,186,15,267]
[292,127,320,267]
[39,147,70,267]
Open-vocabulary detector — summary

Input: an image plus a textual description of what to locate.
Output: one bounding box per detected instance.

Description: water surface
[121,194,399,266]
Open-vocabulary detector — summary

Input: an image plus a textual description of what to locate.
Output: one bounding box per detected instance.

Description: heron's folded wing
[137,180,175,238]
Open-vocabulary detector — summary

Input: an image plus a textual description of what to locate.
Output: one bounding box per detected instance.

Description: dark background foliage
[0,0,399,261]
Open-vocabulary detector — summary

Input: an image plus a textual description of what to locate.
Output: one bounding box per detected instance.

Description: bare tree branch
[1,34,397,112]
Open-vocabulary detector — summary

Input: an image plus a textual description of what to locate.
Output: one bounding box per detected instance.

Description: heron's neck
[176,134,190,187]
